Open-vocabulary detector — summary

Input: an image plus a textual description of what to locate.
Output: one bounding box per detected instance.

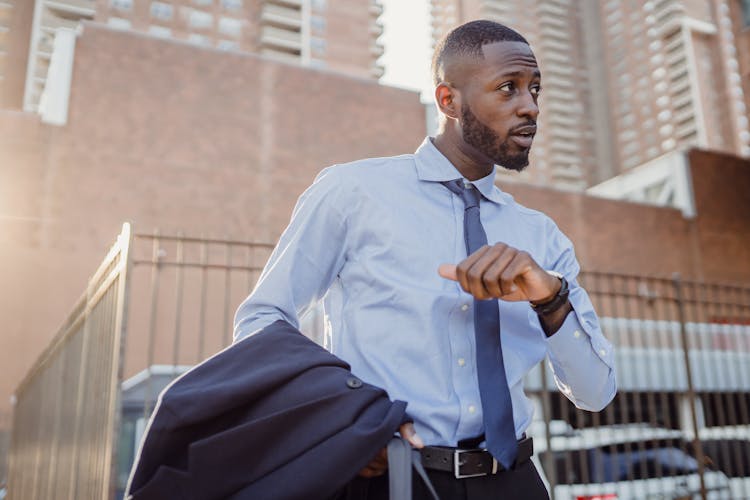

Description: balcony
[260,3,302,29]
[260,25,302,51]
[45,0,96,18]
[41,8,81,30]
[537,2,567,16]
[268,0,302,7]
[370,42,384,58]
[261,46,301,63]
[674,121,697,140]
[369,2,383,17]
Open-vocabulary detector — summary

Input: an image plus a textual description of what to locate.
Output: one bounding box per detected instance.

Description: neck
[432,130,494,181]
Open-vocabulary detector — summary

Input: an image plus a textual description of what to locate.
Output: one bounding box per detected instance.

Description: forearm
[537,300,573,336]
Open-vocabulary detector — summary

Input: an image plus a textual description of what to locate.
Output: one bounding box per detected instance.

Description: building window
[193,0,213,6]
[742,0,750,27]
[311,15,326,32]
[149,25,172,38]
[310,37,326,55]
[188,33,210,45]
[189,10,213,29]
[217,39,239,51]
[108,17,132,30]
[221,0,242,10]
[151,2,174,20]
[110,0,133,11]
[311,0,326,10]
[218,17,242,37]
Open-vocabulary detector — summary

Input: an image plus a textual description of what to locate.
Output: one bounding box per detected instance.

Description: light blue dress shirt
[234,137,616,446]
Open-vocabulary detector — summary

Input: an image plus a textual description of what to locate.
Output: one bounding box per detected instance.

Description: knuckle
[481,273,495,288]
[467,268,481,282]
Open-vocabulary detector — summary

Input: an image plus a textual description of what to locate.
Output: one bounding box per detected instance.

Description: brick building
[0,0,384,112]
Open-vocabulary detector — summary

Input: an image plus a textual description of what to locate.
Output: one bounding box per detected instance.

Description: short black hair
[432,20,529,85]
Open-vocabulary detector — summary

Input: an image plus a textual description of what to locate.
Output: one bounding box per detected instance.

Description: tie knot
[443,179,481,210]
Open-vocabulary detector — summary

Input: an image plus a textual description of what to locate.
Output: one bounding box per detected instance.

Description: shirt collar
[414,137,507,205]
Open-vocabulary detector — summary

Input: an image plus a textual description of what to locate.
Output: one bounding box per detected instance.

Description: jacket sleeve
[233,167,348,342]
[534,220,617,412]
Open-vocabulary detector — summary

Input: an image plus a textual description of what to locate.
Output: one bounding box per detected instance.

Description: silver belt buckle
[453,449,497,479]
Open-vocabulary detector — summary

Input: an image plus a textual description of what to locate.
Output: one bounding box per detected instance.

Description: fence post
[106,223,134,499]
[673,273,707,500]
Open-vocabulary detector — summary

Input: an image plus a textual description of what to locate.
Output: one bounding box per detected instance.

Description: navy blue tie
[443,179,518,469]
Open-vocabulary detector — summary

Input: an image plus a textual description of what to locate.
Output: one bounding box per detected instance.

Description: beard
[461,103,530,172]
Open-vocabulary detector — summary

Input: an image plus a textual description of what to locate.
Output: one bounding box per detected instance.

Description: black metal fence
[524,273,750,500]
[7,228,750,500]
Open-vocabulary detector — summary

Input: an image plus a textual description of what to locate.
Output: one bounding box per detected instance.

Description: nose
[516,91,539,121]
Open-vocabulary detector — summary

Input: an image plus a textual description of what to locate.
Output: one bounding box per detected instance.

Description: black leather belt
[419,437,533,479]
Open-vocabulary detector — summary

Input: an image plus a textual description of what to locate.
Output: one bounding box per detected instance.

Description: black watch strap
[530,274,569,316]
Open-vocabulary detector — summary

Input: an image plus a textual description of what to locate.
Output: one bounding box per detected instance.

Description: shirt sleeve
[233,166,348,342]
[532,220,617,412]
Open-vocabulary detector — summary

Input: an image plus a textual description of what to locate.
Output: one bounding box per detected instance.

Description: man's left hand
[438,243,560,303]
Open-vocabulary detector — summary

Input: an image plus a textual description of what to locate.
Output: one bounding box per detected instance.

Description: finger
[456,245,491,297]
[358,448,388,477]
[479,245,517,297]
[399,422,424,449]
[465,244,509,300]
[438,263,457,281]
[500,251,535,301]
[358,465,386,478]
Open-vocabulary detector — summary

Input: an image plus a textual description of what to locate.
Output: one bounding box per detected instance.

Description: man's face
[457,41,541,171]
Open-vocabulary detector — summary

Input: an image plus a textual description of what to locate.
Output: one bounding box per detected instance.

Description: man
[234,20,616,499]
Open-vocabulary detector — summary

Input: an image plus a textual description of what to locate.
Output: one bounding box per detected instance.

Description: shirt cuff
[534,307,613,366]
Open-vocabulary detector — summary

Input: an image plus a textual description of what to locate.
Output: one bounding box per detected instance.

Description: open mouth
[509,125,536,148]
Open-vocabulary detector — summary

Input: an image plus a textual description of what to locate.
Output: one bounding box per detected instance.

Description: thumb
[438,263,458,281]
[399,422,424,449]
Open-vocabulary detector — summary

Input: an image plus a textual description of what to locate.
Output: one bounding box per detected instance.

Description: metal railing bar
[132,260,265,272]
[171,236,185,370]
[222,242,233,348]
[197,240,209,363]
[134,233,274,248]
[144,231,162,419]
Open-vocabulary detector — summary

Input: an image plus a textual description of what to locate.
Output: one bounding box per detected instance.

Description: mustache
[509,122,537,134]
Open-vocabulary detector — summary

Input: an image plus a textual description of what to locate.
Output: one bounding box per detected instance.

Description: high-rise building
[431,0,750,190]
[0,0,35,109]
[15,0,384,112]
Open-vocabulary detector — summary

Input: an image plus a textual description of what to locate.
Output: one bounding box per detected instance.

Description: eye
[497,82,514,92]
[530,84,542,97]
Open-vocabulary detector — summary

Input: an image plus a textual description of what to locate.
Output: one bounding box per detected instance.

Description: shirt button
[461,304,469,312]
[458,358,466,367]
[599,349,607,356]
[463,181,472,189]
[573,330,581,338]
[468,405,476,414]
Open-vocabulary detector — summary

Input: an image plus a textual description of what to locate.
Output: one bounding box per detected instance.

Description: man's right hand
[357,422,424,478]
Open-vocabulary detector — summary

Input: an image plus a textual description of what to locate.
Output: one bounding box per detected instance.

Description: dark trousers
[338,459,550,500]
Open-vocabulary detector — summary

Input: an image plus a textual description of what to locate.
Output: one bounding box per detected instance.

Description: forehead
[477,41,539,78]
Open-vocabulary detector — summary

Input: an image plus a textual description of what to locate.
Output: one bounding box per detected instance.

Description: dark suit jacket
[126,320,408,500]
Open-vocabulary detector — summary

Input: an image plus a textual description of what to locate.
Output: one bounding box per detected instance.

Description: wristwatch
[530,270,570,316]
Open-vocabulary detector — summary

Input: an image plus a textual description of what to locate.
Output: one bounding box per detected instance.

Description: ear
[435,82,460,120]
